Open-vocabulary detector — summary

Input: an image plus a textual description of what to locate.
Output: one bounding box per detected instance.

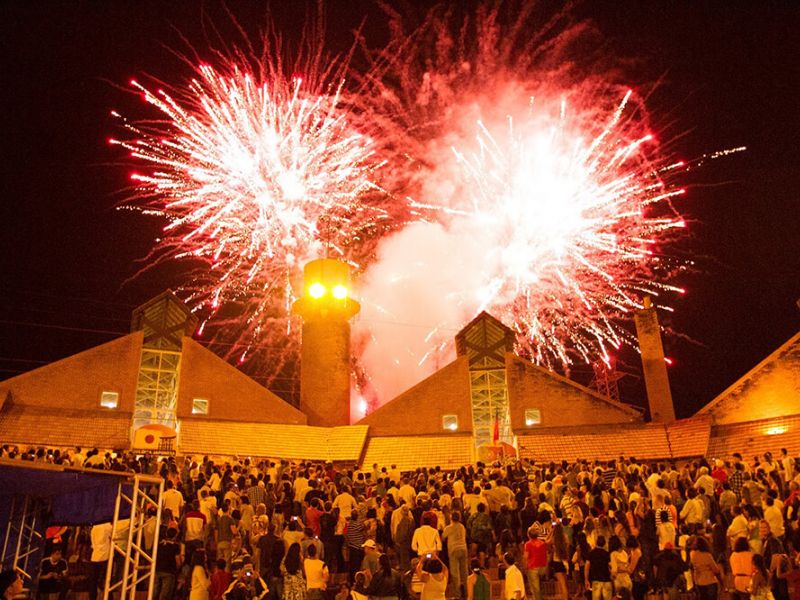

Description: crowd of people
[1,445,800,600]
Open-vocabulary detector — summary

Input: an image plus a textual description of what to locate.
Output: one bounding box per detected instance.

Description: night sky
[1,1,798,418]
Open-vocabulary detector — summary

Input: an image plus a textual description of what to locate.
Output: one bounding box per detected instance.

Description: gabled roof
[696,330,800,424]
[506,353,642,417]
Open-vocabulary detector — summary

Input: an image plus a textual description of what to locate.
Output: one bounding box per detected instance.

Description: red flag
[492,416,500,444]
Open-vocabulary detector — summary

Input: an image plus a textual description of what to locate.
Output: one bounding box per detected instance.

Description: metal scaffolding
[456,312,516,449]
[1,494,49,584]
[132,348,182,431]
[103,474,164,600]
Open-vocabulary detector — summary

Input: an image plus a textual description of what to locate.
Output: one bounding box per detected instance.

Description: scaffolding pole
[103,474,163,600]
[1,494,49,586]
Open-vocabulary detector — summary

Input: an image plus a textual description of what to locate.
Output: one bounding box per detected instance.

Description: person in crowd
[190,550,211,600]
[415,555,448,600]
[153,527,182,600]
[465,559,490,600]
[37,548,68,600]
[303,543,328,600]
[0,571,23,600]
[222,561,268,600]
[585,535,612,600]
[442,511,468,599]
[211,560,233,600]
[689,537,721,600]
[364,554,401,600]
[281,542,306,600]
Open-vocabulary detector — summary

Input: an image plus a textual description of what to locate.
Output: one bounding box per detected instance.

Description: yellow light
[309,283,326,298]
[766,426,787,436]
[332,285,348,299]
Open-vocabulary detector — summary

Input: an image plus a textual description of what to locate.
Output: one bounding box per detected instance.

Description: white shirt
[411,525,441,555]
[163,488,184,516]
[504,564,525,600]
[90,523,113,561]
[332,492,357,519]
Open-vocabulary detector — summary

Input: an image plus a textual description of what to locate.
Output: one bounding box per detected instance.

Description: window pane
[100,391,119,409]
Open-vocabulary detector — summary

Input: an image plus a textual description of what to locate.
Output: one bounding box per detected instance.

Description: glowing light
[766,426,787,436]
[357,398,368,416]
[309,283,326,299]
[447,422,458,431]
[332,285,348,299]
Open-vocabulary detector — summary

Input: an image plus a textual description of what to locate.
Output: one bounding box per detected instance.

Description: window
[525,408,541,426]
[100,391,119,409]
[442,414,458,431]
[192,398,209,415]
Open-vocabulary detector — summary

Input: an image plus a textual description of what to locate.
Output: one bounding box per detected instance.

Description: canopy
[0,460,141,524]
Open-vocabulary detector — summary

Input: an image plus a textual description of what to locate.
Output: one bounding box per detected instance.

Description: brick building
[1,287,798,468]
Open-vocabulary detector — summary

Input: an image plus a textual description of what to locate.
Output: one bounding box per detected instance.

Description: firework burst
[112,43,394,379]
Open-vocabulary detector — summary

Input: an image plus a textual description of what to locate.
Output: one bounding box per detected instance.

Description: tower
[455,312,515,449]
[292,259,360,427]
[634,296,676,422]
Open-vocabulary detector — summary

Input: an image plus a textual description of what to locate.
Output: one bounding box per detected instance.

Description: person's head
[0,570,22,600]
[759,520,771,538]
[191,550,207,568]
[50,549,63,561]
[216,559,226,571]
[608,536,622,553]
[733,537,750,553]
[424,557,443,574]
[752,553,767,577]
[284,543,302,575]
[693,537,711,552]
[307,544,317,558]
[470,558,482,573]
[595,535,606,549]
[362,539,377,553]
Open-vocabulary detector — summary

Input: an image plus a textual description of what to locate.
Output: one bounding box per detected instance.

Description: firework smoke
[353,4,690,407]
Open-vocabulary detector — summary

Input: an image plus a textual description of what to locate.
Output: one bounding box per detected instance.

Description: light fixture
[309,282,326,298]
[332,284,348,299]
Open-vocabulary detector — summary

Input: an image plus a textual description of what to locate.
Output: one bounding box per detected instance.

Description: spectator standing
[38,548,68,600]
[442,511,468,599]
[585,535,612,600]
[281,543,306,600]
[153,527,182,600]
[88,522,112,600]
[190,550,211,600]
[523,529,548,600]
[502,552,525,600]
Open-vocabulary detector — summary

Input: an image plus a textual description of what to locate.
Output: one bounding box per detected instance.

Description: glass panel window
[192,398,209,415]
[525,408,541,426]
[442,414,458,431]
[100,391,119,409]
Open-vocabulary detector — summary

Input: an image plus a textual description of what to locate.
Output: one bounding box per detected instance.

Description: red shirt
[210,569,232,600]
[525,539,548,569]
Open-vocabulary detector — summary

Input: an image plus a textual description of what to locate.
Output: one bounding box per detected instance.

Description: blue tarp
[0,464,132,524]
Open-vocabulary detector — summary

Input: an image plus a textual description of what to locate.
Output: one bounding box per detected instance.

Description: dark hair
[379,553,392,577]
[733,537,749,553]
[608,536,622,552]
[693,537,711,553]
[425,558,443,574]
[503,552,516,566]
[596,535,606,548]
[307,544,317,558]
[284,543,302,575]
[470,558,482,573]
[0,570,19,596]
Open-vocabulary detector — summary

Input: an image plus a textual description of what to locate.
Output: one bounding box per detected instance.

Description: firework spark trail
[351,3,699,409]
[112,55,394,376]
